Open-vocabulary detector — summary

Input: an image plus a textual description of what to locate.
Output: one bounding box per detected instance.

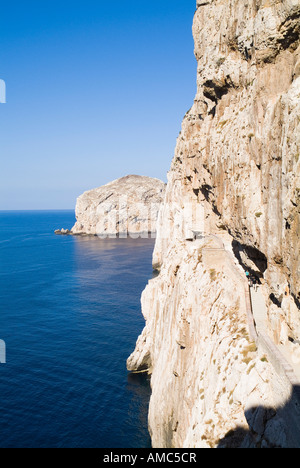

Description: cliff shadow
[217,385,300,448]
[232,240,268,281]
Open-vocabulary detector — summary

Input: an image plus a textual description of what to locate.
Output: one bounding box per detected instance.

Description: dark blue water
[0,211,153,448]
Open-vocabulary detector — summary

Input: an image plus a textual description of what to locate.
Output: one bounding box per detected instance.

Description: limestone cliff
[128,0,300,448]
[71,175,165,237]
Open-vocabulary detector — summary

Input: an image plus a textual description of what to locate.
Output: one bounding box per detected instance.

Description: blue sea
[0,211,154,448]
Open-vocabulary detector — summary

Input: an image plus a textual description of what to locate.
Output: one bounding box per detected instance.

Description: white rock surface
[71,175,165,237]
[128,0,300,448]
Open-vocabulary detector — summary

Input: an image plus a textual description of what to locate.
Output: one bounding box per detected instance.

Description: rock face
[128,0,300,448]
[71,175,166,237]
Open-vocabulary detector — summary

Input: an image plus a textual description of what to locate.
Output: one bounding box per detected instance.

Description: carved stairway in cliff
[198,231,300,444]
[197,231,300,391]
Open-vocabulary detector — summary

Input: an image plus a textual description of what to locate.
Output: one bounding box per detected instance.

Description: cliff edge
[128,0,300,448]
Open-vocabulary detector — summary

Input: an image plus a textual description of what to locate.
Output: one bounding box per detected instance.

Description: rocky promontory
[70,175,166,237]
[128,0,300,448]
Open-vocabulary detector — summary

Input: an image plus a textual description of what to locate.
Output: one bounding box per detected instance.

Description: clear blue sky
[0,0,197,210]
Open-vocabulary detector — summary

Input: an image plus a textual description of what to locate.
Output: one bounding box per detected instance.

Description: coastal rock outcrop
[71,175,165,237]
[128,0,300,448]
[54,228,71,235]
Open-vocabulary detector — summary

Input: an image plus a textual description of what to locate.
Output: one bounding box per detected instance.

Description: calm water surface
[0,211,153,448]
